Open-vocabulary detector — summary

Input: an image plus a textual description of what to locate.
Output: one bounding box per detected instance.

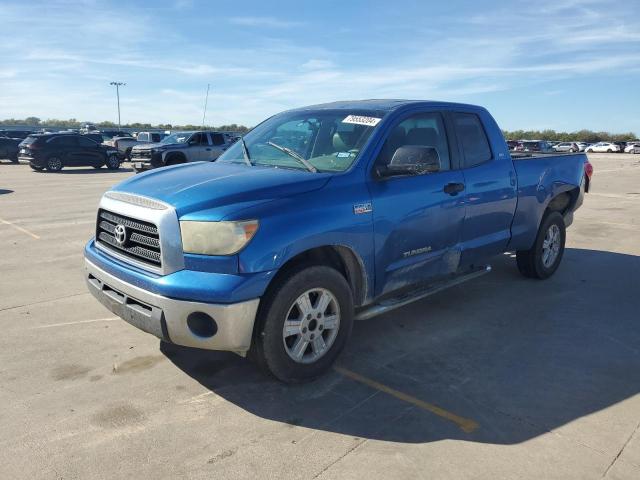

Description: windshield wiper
[266,141,317,173]
[240,138,252,166]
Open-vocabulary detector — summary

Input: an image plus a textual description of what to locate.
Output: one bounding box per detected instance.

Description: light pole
[109,82,125,130]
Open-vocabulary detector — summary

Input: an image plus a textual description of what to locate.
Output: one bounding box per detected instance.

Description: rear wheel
[251,265,354,383]
[46,156,63,172]
[516,211,566,279]
[607,149,612,153]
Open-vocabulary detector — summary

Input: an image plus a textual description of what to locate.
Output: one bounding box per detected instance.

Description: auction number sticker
[342,115,381,127]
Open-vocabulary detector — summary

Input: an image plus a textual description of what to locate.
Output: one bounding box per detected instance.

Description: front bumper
[85,258,260,354]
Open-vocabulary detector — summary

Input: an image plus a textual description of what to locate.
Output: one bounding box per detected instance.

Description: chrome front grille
[130,149,152,159]
[96,209,162,267]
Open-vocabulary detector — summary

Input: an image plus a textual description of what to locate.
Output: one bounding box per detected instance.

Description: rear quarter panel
[508,153,586,250]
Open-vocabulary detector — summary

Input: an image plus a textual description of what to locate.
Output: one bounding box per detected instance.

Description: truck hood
[113,161,332,218]
[131,142,168,150]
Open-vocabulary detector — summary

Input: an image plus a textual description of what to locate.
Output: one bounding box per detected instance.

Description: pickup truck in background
[110,131,166,160]
[129,130,236,172]
[84,100,591,382]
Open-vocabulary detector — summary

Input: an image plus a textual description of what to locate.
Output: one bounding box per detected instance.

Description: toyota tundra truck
[84,100,591,382]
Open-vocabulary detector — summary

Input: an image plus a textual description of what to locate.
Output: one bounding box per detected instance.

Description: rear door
[48,136,77,165]
[368,109,467,297]
[187,133,209,162]
[449,111,517,268]
[209,133,227,160]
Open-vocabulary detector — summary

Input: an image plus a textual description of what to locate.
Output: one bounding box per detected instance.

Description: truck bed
[508,152,587,251]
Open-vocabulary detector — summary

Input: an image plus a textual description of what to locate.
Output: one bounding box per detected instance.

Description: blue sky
[1,0,639,133]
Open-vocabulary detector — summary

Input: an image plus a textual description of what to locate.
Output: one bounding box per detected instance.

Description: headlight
[180,220,259,255]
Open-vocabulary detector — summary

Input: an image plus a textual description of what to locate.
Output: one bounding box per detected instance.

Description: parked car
[0,129,34,140]
[84,99,589,382]
[0,137,20,162]
[506,140,518,150]
[130,130,235,172]
[576,142,589,152]
[515,140,554,152]
[110,131,166,160]
[625,143,640,154]
[18,133,121,172]
[585,142,621,153]
[613,142,626,153]
[553,142,579,153]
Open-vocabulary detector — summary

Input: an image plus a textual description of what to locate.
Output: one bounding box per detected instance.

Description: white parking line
[0,216,40,239]
[31,317,119,329]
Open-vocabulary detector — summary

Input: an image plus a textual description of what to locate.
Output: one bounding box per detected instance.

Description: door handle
[444,182,465,195]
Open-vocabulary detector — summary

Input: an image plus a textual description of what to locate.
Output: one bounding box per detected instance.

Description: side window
[50,136,76,146]
[211,133,225,146]
[77,136,97,147]
[453,113,492,167]
[376,112,451,171]
[151,133,161,142]
[198,133,210,145]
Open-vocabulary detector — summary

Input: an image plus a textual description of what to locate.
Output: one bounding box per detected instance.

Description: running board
[355,266,492,321]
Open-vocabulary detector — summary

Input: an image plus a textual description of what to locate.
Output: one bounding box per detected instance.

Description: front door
[368,110,466,297]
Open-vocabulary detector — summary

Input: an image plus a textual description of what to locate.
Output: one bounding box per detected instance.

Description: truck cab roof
[292,99,486,113]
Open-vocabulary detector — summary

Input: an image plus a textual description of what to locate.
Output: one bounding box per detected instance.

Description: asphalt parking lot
[1,154,639,479]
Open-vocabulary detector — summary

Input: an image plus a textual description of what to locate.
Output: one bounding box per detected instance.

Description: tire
[30,164,44,171]
[607,149,612,153]
[165,154,186,166]
[125,148,132,161]
[516,211,566,280]
[105,154,120,170]
[586,149,593,153]
[93,165,102,169]
[46,156,63,172]
[251,265,354,383]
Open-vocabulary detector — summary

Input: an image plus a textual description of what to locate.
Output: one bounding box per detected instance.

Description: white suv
[585,142,620,153]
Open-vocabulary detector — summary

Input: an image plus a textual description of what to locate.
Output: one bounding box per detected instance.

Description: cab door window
[376,112,451,172]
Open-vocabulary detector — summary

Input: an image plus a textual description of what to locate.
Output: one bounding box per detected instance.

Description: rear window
[50,136,76,146]
[211,133,225,146]
[453,113,492,167]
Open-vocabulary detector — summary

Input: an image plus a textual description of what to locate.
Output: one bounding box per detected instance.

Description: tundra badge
[353,202,373,214]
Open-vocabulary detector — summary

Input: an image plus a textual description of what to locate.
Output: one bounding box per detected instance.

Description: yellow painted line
[334,366,479,433]
[0,216,40,239]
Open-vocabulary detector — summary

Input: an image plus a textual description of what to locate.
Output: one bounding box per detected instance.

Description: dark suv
[18,133,121,172]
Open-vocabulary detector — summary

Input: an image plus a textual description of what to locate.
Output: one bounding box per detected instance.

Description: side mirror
[378,145,441,177]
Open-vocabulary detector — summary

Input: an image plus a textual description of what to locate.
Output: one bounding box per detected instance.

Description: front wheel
[607,149,612,153]
[516,211,566,279]
[586,149,593,153]
[251,265,354,383]
[105,154,120,170]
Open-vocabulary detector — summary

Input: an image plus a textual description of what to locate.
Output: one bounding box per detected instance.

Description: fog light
[186,312,218,338]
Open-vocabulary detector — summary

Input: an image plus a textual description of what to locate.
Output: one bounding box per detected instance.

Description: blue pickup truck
[84,100,590,382]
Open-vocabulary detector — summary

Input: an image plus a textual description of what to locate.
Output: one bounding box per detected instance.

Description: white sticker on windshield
[342,115,381,127]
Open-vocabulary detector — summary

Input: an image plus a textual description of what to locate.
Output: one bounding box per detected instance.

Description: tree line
[0,117,250,133]
[1,118,637,141]
[503,129,638,143]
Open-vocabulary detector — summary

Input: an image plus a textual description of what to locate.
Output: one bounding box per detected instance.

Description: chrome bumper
[85,259,260,354]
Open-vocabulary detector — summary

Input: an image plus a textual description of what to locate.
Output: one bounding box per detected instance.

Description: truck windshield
[217,110,385,172]
[160,132,193,144]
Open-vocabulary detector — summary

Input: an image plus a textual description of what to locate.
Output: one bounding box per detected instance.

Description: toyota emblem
[113,224,127,246]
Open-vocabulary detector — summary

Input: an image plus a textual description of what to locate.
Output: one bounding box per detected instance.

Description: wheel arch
[263,245,368,308]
